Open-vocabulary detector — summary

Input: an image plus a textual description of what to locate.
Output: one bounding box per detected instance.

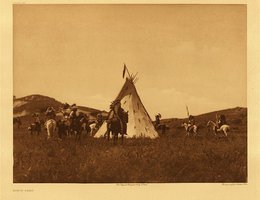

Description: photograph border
[1,0,260,200]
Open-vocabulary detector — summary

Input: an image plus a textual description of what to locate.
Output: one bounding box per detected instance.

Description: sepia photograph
[12,4,248,184]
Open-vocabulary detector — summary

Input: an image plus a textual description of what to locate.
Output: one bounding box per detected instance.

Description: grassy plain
[13,107,247,183]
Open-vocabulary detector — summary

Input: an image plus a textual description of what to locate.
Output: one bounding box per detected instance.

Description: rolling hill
[13,94,247,128]
[160,107,247,130]
[13,94,107,119]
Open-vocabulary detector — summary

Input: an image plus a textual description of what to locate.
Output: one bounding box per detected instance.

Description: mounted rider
[45,106,56,120]
[155,113,162,129]
[69,104,78,118]
[107,99,128,135]
[69,104,79,132]
[187,115,195,132]
[216,114,227,129]
[60,103,71,117]
[32,112,41,131]
[96,113,103,128]
[32,112,40,123]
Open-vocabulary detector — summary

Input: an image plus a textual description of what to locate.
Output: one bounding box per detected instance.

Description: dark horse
[69,113,89,140]
[154,114,169,134]
[28,122,41,135]
[56,119,70,139]
[13,117,22,129]
[155,124,169,134]
[106,102,128,144]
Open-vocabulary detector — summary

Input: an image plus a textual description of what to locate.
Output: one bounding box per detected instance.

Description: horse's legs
[113,133,115,144]
[113,133,118,145]
[78,130,82,140]
[47,126,51,139]
[121,134,124,144]
[75,132,79,141]
[193,130,197,137]
[193,126,198,137]
[223,129,228,137]
[107,130,110,141]
[114,133,117,144]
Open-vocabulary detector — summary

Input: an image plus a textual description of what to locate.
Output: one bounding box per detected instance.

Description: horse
[28,122,41,135]
[181,122,198,137]
[56,119,70,139]
[155,124,169,134]
[68,113,90,140]
[45,119,57,139]
[107,118,127,144]
[207,120,230,137]
[106,103,128,144]
[13,117,22,129]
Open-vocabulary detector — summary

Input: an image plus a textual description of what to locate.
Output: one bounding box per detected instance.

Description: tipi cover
[94,77,159,138]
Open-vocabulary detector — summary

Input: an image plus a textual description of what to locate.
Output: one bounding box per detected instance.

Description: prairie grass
[13,118,247,183]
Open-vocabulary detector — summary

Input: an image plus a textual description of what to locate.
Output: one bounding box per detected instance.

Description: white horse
[45,119,56,139]
[181,122,198,136]
[207,120,230,137]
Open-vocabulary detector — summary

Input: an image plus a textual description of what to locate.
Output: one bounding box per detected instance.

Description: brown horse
[28,122,41,135]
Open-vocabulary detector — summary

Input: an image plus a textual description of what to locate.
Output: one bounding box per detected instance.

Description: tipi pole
[124,63,131,78]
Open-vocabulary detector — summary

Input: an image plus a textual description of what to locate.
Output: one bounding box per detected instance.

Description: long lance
[186,105,190,118]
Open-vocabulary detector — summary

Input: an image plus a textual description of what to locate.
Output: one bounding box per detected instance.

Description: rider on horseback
[107,99,128,136]
[155,113,161,129]
[32,112,41,132]
[69,104,78,132]
[215,114,227,132]
[32,112,40,123]
[187,115,195,132]
[96,113,103,128]
[69,104,78,118]
[45,106,56,120]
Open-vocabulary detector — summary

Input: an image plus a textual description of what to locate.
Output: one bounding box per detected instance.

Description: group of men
[155,112,228,134]
[31,103,104,136]
[186,113,227,133]
[30,100,228,137]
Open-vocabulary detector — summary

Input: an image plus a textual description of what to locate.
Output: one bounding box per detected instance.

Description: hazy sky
[13,4,246,118]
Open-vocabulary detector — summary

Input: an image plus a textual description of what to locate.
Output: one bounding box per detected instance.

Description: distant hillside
[13,94,107,118]
[160,107,247,129]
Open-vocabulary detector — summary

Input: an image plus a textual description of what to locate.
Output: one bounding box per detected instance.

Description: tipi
[94,70,159,139]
